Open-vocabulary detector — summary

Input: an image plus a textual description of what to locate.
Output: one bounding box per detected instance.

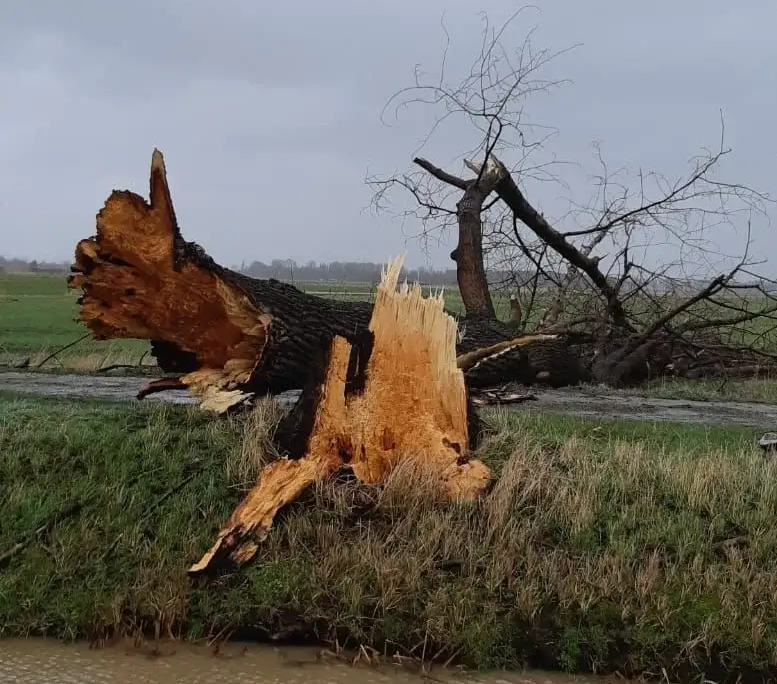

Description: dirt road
[2,371,776,429]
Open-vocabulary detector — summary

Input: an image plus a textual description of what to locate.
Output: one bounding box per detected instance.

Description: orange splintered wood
[188,455,341,573]
[336,256,490,498]
[189,255,492,574]
[68,150,270,411]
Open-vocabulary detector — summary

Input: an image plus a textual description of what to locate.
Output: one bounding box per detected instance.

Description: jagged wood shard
[69,150,272,408]
[189,255,491,574]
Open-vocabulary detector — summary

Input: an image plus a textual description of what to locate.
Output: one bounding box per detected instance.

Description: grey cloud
[0,0,775,273]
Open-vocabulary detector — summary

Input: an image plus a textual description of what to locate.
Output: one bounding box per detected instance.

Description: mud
[1,371,776,428]
[0,638,605,684]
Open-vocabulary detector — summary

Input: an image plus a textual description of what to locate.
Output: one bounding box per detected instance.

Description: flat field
[3,272,777,403]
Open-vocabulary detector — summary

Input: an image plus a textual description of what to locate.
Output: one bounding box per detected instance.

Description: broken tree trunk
[189,256,491,574]
[67,149,584,410]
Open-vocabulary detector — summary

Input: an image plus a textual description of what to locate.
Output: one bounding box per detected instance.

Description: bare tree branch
[367,7,777,387]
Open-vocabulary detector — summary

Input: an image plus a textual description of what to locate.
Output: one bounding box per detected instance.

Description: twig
[0,501,84,568]
[34,333,90,369]
[97,363,156,374]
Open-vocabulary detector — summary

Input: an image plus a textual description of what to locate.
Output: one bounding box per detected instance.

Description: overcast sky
[1,0,775,273]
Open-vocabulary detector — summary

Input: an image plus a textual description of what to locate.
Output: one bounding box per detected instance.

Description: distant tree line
[4,255,758,294]
[0,257,72,274]
[241,259,467,285]
[0,255,525,287]
[2,255,471,284]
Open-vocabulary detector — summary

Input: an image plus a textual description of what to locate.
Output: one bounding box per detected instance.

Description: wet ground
[0,638,607,684]
[2,370,777,428]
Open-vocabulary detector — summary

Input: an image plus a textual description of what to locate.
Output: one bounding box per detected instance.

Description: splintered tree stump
[67,149,584,412]
[188,256,492,575]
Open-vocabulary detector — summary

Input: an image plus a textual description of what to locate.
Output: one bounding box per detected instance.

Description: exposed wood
[470,388,537,407]
[508,294,522,328]
[189,256,491,575]
[188,456,337,574]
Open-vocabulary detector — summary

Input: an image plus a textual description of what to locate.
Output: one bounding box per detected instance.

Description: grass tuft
[226,397,285,488]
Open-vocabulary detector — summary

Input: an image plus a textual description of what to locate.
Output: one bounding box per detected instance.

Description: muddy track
[1,371,777,429]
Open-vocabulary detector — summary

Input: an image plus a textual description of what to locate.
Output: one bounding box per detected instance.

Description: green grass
[559,378,777,405]
[0,273,515,372]
[0,274,148,370]
[0,393,775,682]
[606,377,777,404]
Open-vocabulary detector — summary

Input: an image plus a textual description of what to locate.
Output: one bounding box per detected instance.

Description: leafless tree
[368,7,777,386]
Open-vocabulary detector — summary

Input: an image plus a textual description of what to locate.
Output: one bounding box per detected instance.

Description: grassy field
[4,272,777,403]
[619,377,777,404]
[0,273,148,370]
[0,393,774,681]
[0,273,497,371]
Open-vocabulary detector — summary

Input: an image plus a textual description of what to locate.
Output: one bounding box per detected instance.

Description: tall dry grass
[225,396,285,487]
[243,407,777,675]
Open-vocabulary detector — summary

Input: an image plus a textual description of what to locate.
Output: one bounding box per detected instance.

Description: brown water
[0,639,603,684]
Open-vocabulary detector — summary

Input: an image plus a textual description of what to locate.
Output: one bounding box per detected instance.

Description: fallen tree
[67,149,573,577]
[67,149,583,411]
[369,8,777,387]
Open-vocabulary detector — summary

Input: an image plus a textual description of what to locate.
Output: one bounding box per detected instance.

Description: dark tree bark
[488,159,633,331]
[413,158,503,319]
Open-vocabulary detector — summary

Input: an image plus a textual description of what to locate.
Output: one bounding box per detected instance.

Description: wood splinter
[188,255,492,576]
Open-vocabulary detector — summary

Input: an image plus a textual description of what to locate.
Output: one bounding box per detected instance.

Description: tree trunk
[67,150,584,410]
[452,183,497,319]
[189,256,491,575]
[413,157,505,320]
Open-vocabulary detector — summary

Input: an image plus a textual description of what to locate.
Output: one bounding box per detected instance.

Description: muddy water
[2,370,777,428]
[0,639,599,684]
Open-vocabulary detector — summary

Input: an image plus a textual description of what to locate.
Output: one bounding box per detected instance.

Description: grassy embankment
[1,392,776,681]
[4,272,777,404]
